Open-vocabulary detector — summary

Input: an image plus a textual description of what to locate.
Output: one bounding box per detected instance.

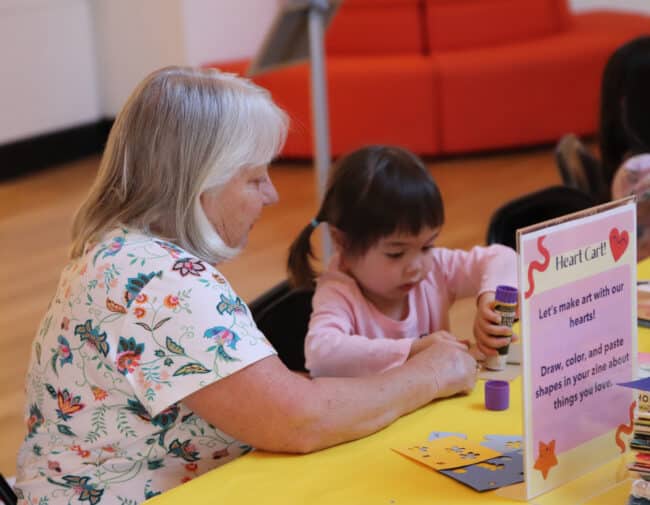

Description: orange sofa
[208,0,650,157]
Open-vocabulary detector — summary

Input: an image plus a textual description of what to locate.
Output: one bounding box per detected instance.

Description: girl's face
[340,226,440,316]
[200,165,279,248]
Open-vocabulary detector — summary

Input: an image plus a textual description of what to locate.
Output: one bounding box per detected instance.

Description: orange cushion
[326,0,425,55]
[424,0,571,52]
[434,34,615,153]
[209,56,439,157]
[210,60,249,76]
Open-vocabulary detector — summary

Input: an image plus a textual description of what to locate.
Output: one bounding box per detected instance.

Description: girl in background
[599,35,650,190]
[608,37,650,259]
[287,145,517,377]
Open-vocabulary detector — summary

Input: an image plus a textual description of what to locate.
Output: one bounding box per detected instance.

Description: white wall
[0,0,100,144]
[91,0,186,117]
[182,0,279,67]
[1,0,648,145]
[571,0,650,14]
[93,0,280,116]
[0,0,279,142]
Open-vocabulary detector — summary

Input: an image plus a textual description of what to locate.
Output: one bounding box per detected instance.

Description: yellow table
[148,261,650,505]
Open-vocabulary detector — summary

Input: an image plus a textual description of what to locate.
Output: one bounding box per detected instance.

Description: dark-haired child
[287,145,518,377]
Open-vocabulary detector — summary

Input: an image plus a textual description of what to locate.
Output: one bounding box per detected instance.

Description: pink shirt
[305,244,517,377]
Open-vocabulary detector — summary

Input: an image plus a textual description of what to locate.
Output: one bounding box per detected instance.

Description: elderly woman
[15,67,477,504]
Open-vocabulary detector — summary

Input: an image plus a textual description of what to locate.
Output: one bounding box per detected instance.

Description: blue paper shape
[428,431,468,441]
[439,451,524,492]
[618,377,650,392]
[480,434,523,454]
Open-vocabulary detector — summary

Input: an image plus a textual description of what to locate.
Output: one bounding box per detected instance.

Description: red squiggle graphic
[524,236,550,299]
[616,400,636,453]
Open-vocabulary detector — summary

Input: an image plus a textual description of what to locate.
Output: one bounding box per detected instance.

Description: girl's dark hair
[599,35,650,189]
[287,145,444,288]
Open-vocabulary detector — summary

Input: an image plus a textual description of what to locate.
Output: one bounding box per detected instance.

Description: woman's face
[200,165,279,248]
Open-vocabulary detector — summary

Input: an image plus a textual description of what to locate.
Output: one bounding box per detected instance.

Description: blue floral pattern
[16,228,276,504]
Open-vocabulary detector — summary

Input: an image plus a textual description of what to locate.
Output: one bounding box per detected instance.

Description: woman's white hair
[70,66,288,263]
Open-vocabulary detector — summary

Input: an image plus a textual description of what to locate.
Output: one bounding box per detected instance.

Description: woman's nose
[262,179,279,205]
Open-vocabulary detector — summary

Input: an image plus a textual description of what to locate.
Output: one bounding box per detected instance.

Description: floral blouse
[15,228,276,505]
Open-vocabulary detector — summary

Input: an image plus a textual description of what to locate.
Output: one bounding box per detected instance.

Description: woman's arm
[184,339,476,454]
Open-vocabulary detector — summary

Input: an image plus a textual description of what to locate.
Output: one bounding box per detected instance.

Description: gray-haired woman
[15,66,477,504]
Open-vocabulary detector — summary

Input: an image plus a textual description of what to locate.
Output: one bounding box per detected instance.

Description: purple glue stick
[484,285,518,371]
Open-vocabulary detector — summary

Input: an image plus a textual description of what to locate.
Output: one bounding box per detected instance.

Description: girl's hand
[473,291,519,356]
[408,330,469,358]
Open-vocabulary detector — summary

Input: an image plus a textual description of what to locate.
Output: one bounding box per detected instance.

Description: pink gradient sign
[530,266,631,452]
[518,199,637,500]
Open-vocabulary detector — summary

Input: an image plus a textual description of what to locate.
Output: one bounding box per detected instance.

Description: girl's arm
[437,245,518,355]
[436,244,517,300]
[183,340,477,454]
[305,280,413,377]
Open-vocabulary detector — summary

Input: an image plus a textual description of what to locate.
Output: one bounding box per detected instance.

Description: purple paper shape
[480,434,523,454]
[618,377,650,391]
[427,431,468,441]
[439,451,524,492]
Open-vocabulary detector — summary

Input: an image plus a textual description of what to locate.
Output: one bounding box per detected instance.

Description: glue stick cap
[495,285,518,304]
[485,380,510,411]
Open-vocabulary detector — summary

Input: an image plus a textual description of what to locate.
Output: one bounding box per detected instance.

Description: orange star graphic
[534,439,558,479]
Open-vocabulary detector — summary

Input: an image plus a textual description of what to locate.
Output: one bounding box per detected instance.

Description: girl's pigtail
[287,218,321,289]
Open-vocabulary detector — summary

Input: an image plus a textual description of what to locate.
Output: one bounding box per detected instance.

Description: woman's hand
[408,335,478,397]
[473,291,518,356]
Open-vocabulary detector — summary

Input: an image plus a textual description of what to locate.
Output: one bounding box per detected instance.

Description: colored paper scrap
[393,436,501,471]
[428,431,467,441]
[480,434,523,454]
[440,451,524,492]
[618,377,650,392]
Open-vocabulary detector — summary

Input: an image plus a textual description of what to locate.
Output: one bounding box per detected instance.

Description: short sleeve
[99,234,277,417]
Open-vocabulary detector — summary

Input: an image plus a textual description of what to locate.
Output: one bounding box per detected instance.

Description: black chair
[0,473,17,505]
[486,186,597,250]
[555,133,609,204]
[249,280,314,372]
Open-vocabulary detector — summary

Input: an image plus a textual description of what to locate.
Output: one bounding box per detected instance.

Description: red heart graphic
[609,228,629,262]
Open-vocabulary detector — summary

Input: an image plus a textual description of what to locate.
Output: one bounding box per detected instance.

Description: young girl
[287,145,518,377]
[608,39,650,259]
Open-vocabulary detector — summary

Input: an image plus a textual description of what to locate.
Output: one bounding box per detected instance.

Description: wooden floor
[0,147,561,476]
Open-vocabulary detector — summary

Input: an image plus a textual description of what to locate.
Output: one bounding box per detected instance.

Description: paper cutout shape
[480,435,523,454]
[615,401,636,453]
[609,227,629,261]
[618,377,650,392]
[440,451,524,492]
[428,431,467,441]
[393,436,501,470]
[533,439,558,479]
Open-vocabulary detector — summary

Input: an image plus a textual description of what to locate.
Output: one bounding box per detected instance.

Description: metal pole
[308,0,333,261]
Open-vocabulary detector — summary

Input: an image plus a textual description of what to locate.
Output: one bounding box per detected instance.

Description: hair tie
[310,218,320,228]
